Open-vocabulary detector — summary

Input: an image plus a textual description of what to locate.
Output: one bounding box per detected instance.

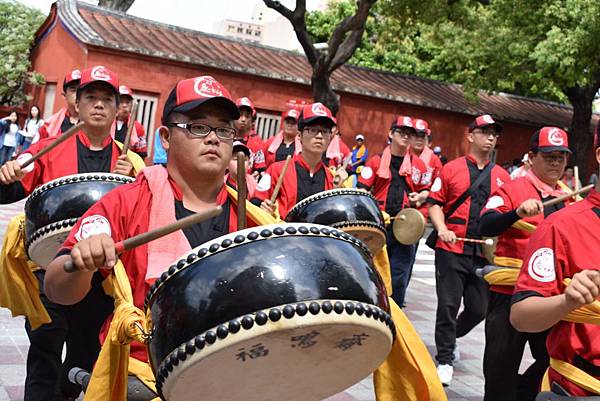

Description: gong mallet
[64,206,223,272]
[270,154,292,204]
[19,122,85,169]
[236,152,247,230]
[542,184,593,208]
[121,100,139,155]
[456,237,495,245]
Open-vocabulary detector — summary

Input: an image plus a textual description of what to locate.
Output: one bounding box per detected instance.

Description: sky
[16,0,327,38]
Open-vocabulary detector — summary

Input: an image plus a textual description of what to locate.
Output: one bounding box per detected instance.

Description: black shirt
[115,121,127,144]
[296,163,326,203]
[175,198,231,248]
[275,142,295,163]
[60,114,75,134]
[76,137,113,174]
[385,155,410,216]
[464,159,493,255]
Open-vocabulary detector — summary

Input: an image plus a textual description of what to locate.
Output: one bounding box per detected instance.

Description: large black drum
[24,173,134,267]
[286,188,386,253]
[145,223,394,401]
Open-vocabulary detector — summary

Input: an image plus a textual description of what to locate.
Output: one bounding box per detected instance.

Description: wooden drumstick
[270,155,292,204]
[542,184,593,207]
[121,100,139,155]
[456,237,494,245]
[19,122,85,169]
[64,206,223,272]
[236,152,247,230]
[145,122,156,166]
[574,166,580,192]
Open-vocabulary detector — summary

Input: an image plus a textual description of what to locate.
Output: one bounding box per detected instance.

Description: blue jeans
[0,145,15,165]
[386,227,416,307]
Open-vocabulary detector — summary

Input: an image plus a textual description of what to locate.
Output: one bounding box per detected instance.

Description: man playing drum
[0,65,140,401]
[510,131,600,398]
[356,116,429,308]
[254,102,347,219]
[479,127,572,401]
[44,75,276,398]
[427,114,510,386]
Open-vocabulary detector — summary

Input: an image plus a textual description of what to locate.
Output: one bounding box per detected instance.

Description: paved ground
[0,202,533,400]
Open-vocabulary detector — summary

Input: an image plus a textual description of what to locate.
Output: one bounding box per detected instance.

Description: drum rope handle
[132,321,151,342]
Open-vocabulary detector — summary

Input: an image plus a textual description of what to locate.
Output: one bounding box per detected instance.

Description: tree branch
[264,0,318,66]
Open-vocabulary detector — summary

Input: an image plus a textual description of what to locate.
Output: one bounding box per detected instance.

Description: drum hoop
[143,223,373,311]
[287,188,378,218]
[330,220,385,233]
[26,173,134,207]
[152,299,395,397]
[24,218,79,251]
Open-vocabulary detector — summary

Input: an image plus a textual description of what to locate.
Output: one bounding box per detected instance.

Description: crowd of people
[0,65,599,401]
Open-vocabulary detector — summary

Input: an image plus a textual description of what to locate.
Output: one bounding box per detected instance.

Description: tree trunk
[97,0,135,12]
[566,83,600,180]
[312,58,340,115]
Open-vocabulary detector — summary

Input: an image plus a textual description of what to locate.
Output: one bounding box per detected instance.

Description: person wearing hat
[254,102,346,219]
[349,133,368,173]
[234,97,266,174]
[0,65,144,401]
[479,127,572,401]
[427,114,510,386]
[38,69,82,140]
[357,116,429,309]
[227,140,258,198]
[43,75,277,398]
[410,119,443,213]
[510,129,600,398]
[510,153,532,180]
[263,108,301,167]
[114,85,147,157]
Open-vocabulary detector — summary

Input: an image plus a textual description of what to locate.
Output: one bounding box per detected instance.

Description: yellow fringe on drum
[374,299,447,401]
[0,214,49,329]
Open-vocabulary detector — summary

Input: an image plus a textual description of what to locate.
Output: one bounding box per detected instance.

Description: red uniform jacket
[428,155,510,254]
[415,148,443,219]
[514,190,600,396]
[241,132,266,172]
[60,175,258,363]
[357,148,429,213]
[38,108,71,140]
[254,154,334,219]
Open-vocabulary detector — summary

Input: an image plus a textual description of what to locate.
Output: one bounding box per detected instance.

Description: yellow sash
[0,214,50,329]
[482,257,522,287]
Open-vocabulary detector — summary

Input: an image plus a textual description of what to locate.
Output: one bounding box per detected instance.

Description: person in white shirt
[22,105,44,149]
[0,111,21,165]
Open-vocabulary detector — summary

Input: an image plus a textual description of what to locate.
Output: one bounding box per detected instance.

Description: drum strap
[0,214,50,329]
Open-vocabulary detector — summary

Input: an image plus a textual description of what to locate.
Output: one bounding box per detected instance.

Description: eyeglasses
[167,123,237,141]
[473,128,501,138]
[303,126,332,137]
[392,128,413,137]
[540,153,568,164]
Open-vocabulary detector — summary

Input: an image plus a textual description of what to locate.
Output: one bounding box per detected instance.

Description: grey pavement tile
[0,387,10,401]
[4,386,23,401]
[323,392,358,401]
[0,364,26,387]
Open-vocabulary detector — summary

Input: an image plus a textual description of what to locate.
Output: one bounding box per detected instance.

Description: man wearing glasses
[479,127,572,401]
[254,102,346,219]
[427,114,510,386]
[356,116,429,309]
[44,77,276,388]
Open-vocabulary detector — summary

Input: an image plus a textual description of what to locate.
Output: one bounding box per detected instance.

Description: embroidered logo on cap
[91,66,111,81]
[415,120,426,130]
[194,76,224,98]
[527,247,556,283]
[75,215,111,242]
[71,70,81,80]
[240,97,251,107]
[482,114,495,124]
[547,128,565,146]
[311,103,329,117]
[403,117,413,127]
[288,110,298,118]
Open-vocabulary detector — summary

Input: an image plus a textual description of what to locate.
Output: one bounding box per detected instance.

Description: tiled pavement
[0,204,533,401]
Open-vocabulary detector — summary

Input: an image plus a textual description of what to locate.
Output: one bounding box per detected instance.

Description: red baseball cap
[162,76,239,124]
[282,108,299,122]
[78,66,119,96]
[232,140,251,157]
[391,116,416,132]
[236,97,256,117]
[63,69,81,91]
[530,127,571,154]
[413,118,430,135]
[119,85,134,98]
[468,114,503,133]
[298,102,335,131]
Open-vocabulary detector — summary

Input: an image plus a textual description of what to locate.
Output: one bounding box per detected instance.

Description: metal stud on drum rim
[392,208,426,245]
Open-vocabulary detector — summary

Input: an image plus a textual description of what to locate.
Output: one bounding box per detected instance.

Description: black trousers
[434,249,489,365]
[484,291,549,401]
[24,270,113,401]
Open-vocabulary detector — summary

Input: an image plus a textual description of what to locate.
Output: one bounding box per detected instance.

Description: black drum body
[145,223,394,401]
[24,173,134,267]
[286,188,386,253]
